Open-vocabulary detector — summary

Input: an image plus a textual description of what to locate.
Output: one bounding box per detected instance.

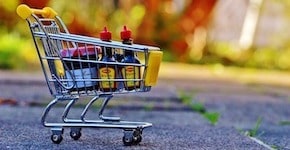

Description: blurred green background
[1,0,290,71]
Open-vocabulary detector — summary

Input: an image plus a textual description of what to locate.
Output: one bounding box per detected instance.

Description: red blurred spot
[19,0,50,9]
[0,98,18,106]
[172,40,188,54]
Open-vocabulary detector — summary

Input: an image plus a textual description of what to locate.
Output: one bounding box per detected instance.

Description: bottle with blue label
[99,27,117,92]
[120,26,141,91]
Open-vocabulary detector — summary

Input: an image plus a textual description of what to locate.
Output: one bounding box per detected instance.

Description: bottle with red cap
[120,26,141,90]
[99,27,117,92]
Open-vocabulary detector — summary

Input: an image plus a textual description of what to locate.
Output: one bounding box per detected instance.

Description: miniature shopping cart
[16,4,162,145]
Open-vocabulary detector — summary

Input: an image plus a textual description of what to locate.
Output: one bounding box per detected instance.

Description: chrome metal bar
[99,95,120,121]
[41,98,59,127]
[44,121,152,129]
[62,98,78,123]
[41,56,145,66]
[33,32,160,51]
[80,96,99,122]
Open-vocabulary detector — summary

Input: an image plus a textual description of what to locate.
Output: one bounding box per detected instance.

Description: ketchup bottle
[99,27,117,92]
[120,26,141,90]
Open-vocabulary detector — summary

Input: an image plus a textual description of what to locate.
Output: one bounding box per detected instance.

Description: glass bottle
[99,27,117,92]
[120,26,141,91]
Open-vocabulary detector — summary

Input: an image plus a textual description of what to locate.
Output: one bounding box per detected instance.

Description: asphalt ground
[0,106,266,150]
[0,64,290,149]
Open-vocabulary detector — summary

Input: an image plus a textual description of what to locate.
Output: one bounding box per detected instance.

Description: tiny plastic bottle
[120,26,141,91]
[99,27,117,92]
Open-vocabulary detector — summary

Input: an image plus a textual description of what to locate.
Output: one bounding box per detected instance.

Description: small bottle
[120,26,141,91]
[99,27,117,92]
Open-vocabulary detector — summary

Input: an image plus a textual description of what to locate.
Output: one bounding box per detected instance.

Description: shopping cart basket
[16,4,162,145]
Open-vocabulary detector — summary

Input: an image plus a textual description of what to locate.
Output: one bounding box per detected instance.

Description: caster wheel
[70,130,82,140]
[132,128,142,144]
[123,134,133,146]
[133,135,142,144]
[51,134,63,144]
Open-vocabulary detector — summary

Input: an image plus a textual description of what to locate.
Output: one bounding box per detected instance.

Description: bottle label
[66,67,97,88]
[122,66,140,88]
[99,67,116,89]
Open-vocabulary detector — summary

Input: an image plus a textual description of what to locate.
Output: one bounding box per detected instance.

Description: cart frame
[16,4,162,145]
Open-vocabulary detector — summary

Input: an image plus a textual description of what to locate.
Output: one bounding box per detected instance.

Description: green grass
[179,91,206,113]
[279,120,290,126]
[202,112,220,126]
[178,91,220,125]
[270,144,285,150]
[243,116,263,137]
[248,117,262,137]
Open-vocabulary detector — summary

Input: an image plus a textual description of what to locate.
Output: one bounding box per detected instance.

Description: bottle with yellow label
[99,27,117,92]
[120,26,141,91]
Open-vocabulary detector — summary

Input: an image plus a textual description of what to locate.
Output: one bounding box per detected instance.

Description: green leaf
[203,112,220,125]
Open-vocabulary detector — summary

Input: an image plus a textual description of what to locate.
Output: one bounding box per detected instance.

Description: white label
[66,68,97,88]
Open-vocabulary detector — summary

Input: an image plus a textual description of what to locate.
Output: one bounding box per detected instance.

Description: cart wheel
[51,134,63,144]
[133,135,142,144]
[122,134,133,146]
[70,130,82,140]
[132,129,142,144]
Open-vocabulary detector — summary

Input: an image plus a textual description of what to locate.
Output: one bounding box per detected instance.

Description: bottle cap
[100,27,112,41]
[120,26,131,40]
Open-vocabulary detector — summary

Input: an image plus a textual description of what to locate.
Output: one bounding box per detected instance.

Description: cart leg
[41,98,58,127]
[99,95,120,121]
[62,99,77,122]
[80,96,99,122]
[51,127,64,144]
